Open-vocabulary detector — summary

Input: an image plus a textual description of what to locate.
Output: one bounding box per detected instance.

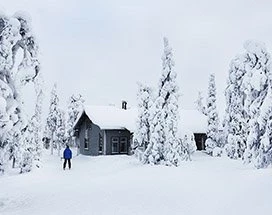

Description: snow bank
[0,151,272,215]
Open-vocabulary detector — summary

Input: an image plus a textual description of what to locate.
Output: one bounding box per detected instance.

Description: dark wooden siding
[76,113,101,156]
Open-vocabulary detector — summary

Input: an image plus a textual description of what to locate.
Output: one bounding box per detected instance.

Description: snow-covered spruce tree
[242,41,272,166]
[0,11,40,172]
[147,37,181,166]
[135,82,153,161]
[56,109,66,156]
[31,74,44,166]
[224,56,248,159]
[20,120,35,173]
[205,74,220,156]
[66,94,84,148]
[20,74,44,172]
[46,83,60,155]
[196,91,207,116]
[256,87,272,168]
[144,98,164,164]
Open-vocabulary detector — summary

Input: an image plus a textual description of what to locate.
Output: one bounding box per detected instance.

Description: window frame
[120,137,128,153]
[99,133,103,154]
[84,122,91,150]
[111,137,119,154]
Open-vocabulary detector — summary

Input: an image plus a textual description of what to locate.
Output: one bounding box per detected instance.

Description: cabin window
[84,123,90,150]
[120,137,127,153]
[99,134,103,154]
[112,137,119,154]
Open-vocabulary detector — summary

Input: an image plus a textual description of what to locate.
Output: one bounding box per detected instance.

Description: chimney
[122,100,127,110]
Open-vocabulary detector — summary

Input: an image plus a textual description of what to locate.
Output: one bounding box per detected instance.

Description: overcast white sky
[2,0,272,119]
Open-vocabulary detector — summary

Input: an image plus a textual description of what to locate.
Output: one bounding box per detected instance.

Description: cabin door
[111,137,128,154]
[194,133,207,150]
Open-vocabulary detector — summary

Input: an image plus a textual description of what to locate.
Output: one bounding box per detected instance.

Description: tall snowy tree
[19,74,44,173]
[147,37,181,166]
[224,41,272,167]
[31,74,44,165]
[135,83,153,162]
[135,83,152,149]
[45,83,60,155]
[205,74,219,156]
[56,108,66,156]
[66,94,84,148]
[255,87,272,168]
[224,56,248,159]
[0,11,40,173]
[241,41,272,166]
[196,91,207,115]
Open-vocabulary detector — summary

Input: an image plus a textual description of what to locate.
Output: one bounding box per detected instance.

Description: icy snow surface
[1,150,271,215]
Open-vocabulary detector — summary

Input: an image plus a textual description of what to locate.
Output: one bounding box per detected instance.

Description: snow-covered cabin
[74,103,207,156]
[74,102,137,156]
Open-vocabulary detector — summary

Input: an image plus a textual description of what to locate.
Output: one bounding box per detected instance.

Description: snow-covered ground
[0,150,272,215]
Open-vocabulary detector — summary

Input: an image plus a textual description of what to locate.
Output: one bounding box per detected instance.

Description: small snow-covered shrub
[181,133,197,161]
[225,134,236,159]
[134,147,144,162]
[206,139,223,157]
[20,150,33,173]
[212,146,223,157]
[205,138,216,155]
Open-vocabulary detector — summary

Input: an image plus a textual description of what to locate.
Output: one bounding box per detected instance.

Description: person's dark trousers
[63,159,71,169]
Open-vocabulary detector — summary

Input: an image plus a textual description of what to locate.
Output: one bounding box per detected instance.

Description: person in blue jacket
[63,145,72,170]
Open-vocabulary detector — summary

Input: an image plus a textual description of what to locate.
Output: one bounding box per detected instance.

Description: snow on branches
[45,84,66,156]
[225,40,272,168]
[134,82,153,161]
[143,37,181,166]
[0,11,41,173]
[205,74,220,156]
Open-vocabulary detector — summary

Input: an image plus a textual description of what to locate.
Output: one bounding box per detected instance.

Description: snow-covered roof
[75,105,137,132]
[179,109,207,134]
[75,105,207,134]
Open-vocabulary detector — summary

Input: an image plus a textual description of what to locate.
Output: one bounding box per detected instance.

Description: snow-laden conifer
[46,84,60,155]
[196,91,207,115]
[205,74,219,156]
[224,57,248,159]
[56,109,66,156]
[135,83,153,162]
[242,41,271,165]
[0,11,40,173]
[148,37,181,166]
[255,87,272,168]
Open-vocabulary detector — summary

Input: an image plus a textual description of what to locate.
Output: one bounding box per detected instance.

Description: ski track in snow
[0,150,272,215]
